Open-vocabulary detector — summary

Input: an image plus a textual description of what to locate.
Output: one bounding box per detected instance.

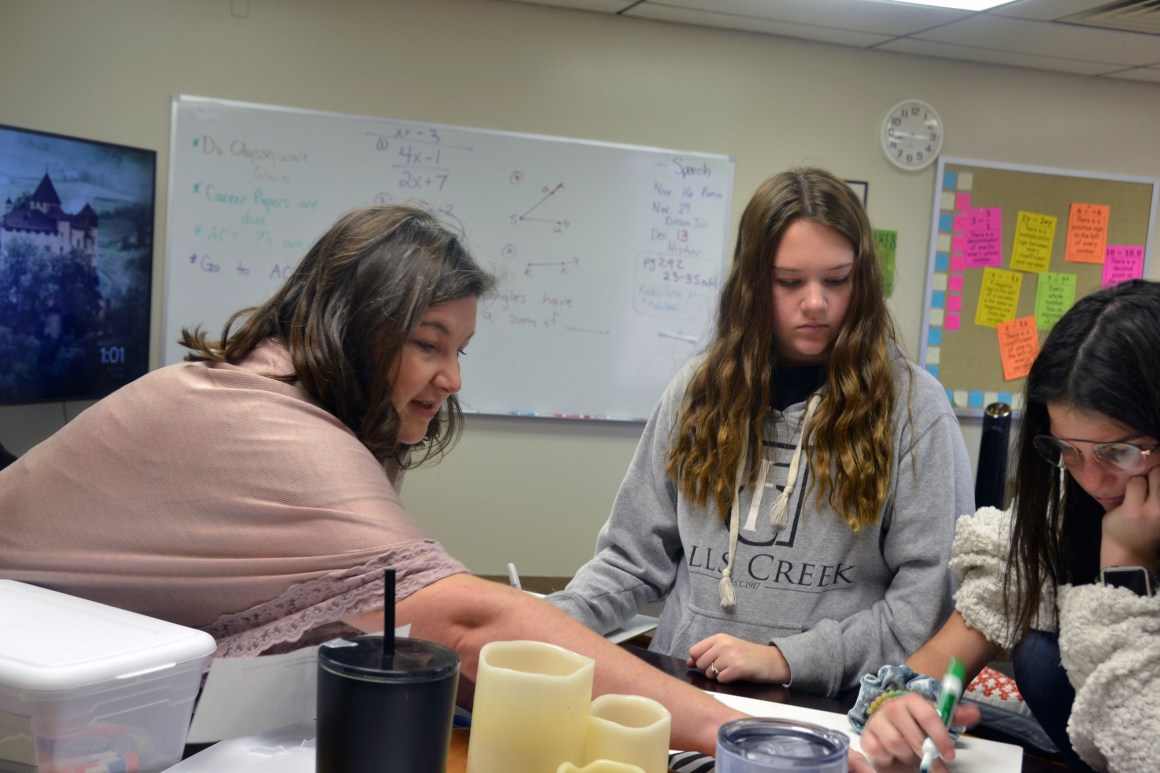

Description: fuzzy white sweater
[950,506,1160,772]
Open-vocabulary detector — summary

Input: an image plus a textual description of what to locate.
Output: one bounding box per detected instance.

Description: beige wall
[2,0,1158,574]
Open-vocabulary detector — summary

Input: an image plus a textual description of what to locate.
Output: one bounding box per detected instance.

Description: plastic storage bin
[0,580,216,773]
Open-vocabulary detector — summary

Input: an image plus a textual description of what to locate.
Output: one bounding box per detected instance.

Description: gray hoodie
[548,354,974,696]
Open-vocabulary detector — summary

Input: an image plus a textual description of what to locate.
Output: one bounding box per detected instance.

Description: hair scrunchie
[847,663,964,740]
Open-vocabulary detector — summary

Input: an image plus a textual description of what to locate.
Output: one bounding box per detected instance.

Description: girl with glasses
[853,279,1160,772]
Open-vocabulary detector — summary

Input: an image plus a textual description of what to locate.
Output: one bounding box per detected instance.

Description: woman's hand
[686,633,790,683]
[858,692,980,771]
[1101,465,1160,571]
[847,747,875,773]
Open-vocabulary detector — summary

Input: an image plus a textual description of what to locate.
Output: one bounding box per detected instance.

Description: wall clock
[881,99,943,171]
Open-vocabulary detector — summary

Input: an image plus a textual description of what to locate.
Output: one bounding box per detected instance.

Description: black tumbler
[316,635,460,773]
[975,401,1012,510]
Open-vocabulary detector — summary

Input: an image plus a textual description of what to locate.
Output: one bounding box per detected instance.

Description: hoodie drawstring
[718,394,819,610]
[718,433,747,610]
[769,395,820,529]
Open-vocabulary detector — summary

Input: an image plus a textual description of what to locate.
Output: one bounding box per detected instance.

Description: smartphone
[1101,566,1154,597]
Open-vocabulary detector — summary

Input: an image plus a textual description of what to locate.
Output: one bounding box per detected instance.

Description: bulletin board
[919,157,1158,417]
[165,95,734,421]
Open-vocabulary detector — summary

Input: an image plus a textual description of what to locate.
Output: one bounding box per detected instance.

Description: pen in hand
[920,656,965,772]
[506,562,522,591]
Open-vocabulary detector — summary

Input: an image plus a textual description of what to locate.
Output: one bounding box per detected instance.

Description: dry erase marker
[920,656,965,773]
[506,562,522,590]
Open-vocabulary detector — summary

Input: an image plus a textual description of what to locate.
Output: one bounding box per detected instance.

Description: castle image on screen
[0,124,156,404]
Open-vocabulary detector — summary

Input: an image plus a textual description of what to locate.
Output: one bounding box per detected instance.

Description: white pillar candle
[583,694,671,773]
[558,761,646,773]
[466,640,595,773]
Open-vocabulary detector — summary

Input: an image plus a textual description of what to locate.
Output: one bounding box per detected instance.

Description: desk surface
[623,644,1071,773]
[181,642,1072,772]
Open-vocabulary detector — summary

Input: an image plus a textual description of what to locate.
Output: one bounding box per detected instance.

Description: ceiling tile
[912,13,1160,66]
[504,0,637,11]
[880,37,1129,76]
[640,0,972,35]
[626,4,894,47]
[502,0,1160,81]
[1103,65,1160,83]
[986,0,1116,22]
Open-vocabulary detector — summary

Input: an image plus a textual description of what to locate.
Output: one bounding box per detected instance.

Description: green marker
[920,656,965,773]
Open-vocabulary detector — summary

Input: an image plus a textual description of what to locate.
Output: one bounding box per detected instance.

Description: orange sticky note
[997,316,1039,381]
[1065,202,1110,264]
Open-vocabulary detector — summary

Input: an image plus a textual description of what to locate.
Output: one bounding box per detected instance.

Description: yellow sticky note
[975,267,1023,328]
[1009,211,1057,273]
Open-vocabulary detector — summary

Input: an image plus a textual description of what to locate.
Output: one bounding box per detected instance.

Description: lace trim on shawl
[205,538,466,657]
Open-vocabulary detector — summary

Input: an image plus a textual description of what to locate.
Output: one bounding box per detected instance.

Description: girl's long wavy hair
[1005,279,1160,638]
[667,168,900,529]
[180,204,496,467]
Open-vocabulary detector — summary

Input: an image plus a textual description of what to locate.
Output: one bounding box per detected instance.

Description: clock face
[881,99,943,171]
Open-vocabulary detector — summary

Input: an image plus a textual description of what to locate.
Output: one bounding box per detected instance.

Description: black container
[975,402,1012,510]
[316,635,459,773]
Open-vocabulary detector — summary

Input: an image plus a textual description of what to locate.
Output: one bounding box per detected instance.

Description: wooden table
[446,644,1071,772]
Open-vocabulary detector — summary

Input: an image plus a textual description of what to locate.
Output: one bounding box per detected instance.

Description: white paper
[708,692,1024,772]
[165,723,316,772]
[186,625,410,744]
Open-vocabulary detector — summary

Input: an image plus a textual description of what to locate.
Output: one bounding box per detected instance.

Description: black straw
[383,568,396,668]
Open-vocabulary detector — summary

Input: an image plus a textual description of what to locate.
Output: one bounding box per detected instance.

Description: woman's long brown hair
[179,205,495,466]
[667,168,900,529]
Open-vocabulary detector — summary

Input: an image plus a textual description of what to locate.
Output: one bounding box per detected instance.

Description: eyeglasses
[1033,434,1159,473]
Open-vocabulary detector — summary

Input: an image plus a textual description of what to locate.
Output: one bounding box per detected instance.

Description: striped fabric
[668,750,716,772]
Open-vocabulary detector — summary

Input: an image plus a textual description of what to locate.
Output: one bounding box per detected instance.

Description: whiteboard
[165,95,734,421]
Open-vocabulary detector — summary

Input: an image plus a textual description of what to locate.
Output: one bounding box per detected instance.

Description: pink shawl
[0,341,467,656]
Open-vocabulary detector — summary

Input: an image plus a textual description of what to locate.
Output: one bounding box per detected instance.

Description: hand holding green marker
[920,656,965,772]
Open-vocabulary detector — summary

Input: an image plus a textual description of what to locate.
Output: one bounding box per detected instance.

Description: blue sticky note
[940,213,955,232]
[968,391,985,408]
[944,170,958,189]
[925,364,940,379]
[945,389,955,405]
[928,327,943,346]
[936,252,949,271]
[999,392,1013,406]
[931,291,946,309]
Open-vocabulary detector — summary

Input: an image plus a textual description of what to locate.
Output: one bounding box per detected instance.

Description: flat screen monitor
[0,123,156,404]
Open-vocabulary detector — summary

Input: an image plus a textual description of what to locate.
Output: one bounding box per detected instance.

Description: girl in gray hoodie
[549,168,974,697]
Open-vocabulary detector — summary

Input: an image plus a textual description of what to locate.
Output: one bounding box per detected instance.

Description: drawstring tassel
[719,501,740,609]
[770,395,819,529]
[719,433,748,610]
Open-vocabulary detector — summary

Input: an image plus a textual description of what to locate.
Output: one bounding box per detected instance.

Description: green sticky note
[874,228,897,297]
[1034,272,1078,330]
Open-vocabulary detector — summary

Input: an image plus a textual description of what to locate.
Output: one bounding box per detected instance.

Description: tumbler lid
[319,635,459,683]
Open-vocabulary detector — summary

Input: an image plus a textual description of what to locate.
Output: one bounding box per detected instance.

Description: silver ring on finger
[708,661,720,678]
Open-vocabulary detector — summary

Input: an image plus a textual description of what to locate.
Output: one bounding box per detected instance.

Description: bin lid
[0,580,217,690]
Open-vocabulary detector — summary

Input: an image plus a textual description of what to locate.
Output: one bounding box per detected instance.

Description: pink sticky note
[952,235,967,252]
[947,295,962,312]
[1102,245,1145,288]
[950,255,966,272]
[955,193,971,211]
[962,208,1003,268]
[945,314,960,331]
[948,275,964,292]
[953,214,967,232]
